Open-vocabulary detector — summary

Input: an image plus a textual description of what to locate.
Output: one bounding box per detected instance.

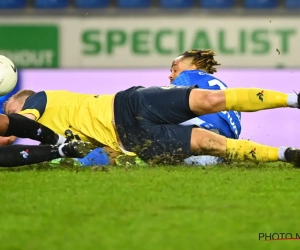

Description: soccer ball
[0,55,18,96]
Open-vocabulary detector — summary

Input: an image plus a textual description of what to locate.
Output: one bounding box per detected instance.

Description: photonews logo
[259,233,300,241]
[0,25,59,68]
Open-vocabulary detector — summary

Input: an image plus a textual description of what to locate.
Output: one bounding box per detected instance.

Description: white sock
[287,93,298,108]
[278,146,288,161]
[58,144,66,157]
[56,134,67,145]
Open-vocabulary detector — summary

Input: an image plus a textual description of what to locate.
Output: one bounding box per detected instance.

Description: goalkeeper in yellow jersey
[4,50,300,167]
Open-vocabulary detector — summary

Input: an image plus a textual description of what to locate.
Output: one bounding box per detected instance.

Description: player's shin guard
[4,114,65,145]
[226,138,279,162]
[0,145,61,167]
[224,88,289,111]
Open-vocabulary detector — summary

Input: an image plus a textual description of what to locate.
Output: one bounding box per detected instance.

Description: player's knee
[190,128,227,156]
[190,128,210,153]
[190,89,223,115]
[205,92,221,109]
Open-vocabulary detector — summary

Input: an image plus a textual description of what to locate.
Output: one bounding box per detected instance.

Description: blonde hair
[3,89,36,113]
[179,49,221,74]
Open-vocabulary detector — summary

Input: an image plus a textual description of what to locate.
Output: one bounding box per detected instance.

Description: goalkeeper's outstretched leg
[187,88,300,166]
[189,88,299,115]
[190,128,300,167]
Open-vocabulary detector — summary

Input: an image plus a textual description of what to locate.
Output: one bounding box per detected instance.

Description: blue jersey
[172,70,242,139]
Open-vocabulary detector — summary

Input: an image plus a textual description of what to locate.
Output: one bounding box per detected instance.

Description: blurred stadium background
[0,0,299,146]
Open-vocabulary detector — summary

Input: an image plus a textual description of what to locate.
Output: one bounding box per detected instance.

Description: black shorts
[114,85,197,162]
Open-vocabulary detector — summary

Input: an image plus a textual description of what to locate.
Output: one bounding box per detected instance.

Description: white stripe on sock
[278,146,288,161]
[58,144,66,157]
[287,93,298,108]
[56,134,67,145]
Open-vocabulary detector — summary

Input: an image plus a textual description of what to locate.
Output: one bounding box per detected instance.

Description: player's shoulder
[172,70,206,87]
[23,91,47,107]
[175,70,228,90]
[177,69,205,79]
[22,91,47,115]
[176,70,223,83]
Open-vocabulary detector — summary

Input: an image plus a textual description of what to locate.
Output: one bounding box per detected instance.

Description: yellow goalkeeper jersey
[18,90,122,152]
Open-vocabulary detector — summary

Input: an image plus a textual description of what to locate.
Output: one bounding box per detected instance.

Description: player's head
[169,49,220,83]
[3,89,35,114]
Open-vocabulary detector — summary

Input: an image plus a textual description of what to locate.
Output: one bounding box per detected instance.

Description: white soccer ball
[0,55,18,96]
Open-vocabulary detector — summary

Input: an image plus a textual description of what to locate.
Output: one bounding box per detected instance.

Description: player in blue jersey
[168,50,242,165]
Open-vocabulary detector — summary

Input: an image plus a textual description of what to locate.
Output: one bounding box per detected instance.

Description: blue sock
[77,147,110,167]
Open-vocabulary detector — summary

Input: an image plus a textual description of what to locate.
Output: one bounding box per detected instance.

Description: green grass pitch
[0,162,300,250]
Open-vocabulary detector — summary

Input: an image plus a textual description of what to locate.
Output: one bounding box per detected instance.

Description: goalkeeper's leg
[189,88,299,115]
[190,128,300,167]
[0,114,66,145]
[0,141,93,167]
